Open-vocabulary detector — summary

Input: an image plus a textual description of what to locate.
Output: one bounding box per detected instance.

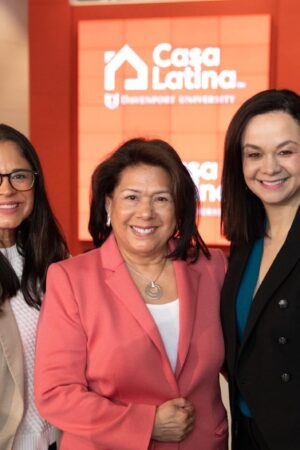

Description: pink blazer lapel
[101,234,178,391]
[101,234,200,385]
[173,259,200,377]
[105,264,167,355]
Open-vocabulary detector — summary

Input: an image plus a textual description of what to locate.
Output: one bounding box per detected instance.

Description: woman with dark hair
[35,138,228,450]
[0,124,69,450]
[221,89,300,450]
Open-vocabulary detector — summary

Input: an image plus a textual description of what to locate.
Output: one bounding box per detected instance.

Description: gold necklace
[126,258,167,300]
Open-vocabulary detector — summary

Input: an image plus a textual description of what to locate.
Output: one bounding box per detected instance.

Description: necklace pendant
[144,281,162,300]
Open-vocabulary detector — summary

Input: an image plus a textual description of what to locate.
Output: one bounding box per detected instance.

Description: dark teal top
[236,238,264,417]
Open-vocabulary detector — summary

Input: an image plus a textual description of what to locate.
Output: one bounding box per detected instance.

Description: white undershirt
[146,299,179,372]
[1,245,59,450]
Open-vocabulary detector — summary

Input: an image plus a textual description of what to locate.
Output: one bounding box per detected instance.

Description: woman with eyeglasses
[0,124,69,450]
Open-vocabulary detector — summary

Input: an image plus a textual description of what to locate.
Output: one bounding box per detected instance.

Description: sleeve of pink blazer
[34,262,156,450]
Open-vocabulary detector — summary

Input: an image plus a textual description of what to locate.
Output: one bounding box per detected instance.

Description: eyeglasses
[0,170,38,192]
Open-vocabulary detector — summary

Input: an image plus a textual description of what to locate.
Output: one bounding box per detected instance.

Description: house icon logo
[104,44,149,92]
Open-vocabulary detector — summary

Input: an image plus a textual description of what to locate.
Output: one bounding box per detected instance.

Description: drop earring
[106,213,111,227]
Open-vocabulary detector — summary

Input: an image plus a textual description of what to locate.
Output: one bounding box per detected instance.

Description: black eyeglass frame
[0,170,38,192]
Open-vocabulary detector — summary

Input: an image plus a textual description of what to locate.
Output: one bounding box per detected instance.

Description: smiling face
[0,140,35,247]
[105,164,176,262]
[242,111,300,211]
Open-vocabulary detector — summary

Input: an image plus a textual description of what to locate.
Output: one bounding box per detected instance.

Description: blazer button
[278,336,288,345]
[281,373,291,382]
[278,299,288,309]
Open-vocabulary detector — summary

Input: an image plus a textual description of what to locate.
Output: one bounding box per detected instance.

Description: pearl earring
[106,213,111,227]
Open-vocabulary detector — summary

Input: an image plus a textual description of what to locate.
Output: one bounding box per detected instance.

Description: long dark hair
[0,124,69,309]
[221,89,300,244]
[89,137,210,261]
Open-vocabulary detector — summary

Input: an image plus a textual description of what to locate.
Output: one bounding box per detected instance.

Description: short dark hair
[0,124,69,309]
[221,89,300,244]
[89,137,209,261]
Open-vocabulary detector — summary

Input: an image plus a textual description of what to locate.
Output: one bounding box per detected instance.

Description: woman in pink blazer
[35,138,228,450]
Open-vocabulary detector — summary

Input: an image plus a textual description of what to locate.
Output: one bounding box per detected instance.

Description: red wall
[29,0,300,254]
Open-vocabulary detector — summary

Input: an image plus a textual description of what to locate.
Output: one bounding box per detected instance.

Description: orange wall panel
[77,15,270,243]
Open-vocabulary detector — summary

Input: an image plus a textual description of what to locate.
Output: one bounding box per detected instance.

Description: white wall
[0,0,28,136]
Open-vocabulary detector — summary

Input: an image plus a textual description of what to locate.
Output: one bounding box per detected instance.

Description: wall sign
[78,15,271,243]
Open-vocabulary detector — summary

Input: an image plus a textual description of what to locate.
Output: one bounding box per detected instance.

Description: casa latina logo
[102,43,233,216]
[103,43,246,110]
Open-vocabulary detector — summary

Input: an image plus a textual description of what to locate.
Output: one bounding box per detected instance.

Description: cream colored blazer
[0,300,24,450]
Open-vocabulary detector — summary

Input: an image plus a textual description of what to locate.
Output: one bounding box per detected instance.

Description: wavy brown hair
[89,137,210,261]
[221,89,300,244]
[0,124,69,309]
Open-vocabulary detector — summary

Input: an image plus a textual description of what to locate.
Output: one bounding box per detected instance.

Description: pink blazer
[35,234,228,450]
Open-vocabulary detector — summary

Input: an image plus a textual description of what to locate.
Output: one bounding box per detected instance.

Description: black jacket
[221,208,300,450]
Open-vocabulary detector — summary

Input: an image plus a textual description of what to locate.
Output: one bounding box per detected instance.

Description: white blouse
[146,299,179,372]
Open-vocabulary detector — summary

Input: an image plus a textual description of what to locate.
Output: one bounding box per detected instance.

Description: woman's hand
[151,398,195,442]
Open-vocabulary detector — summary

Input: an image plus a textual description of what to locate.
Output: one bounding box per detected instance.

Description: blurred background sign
[78,14,271,244]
